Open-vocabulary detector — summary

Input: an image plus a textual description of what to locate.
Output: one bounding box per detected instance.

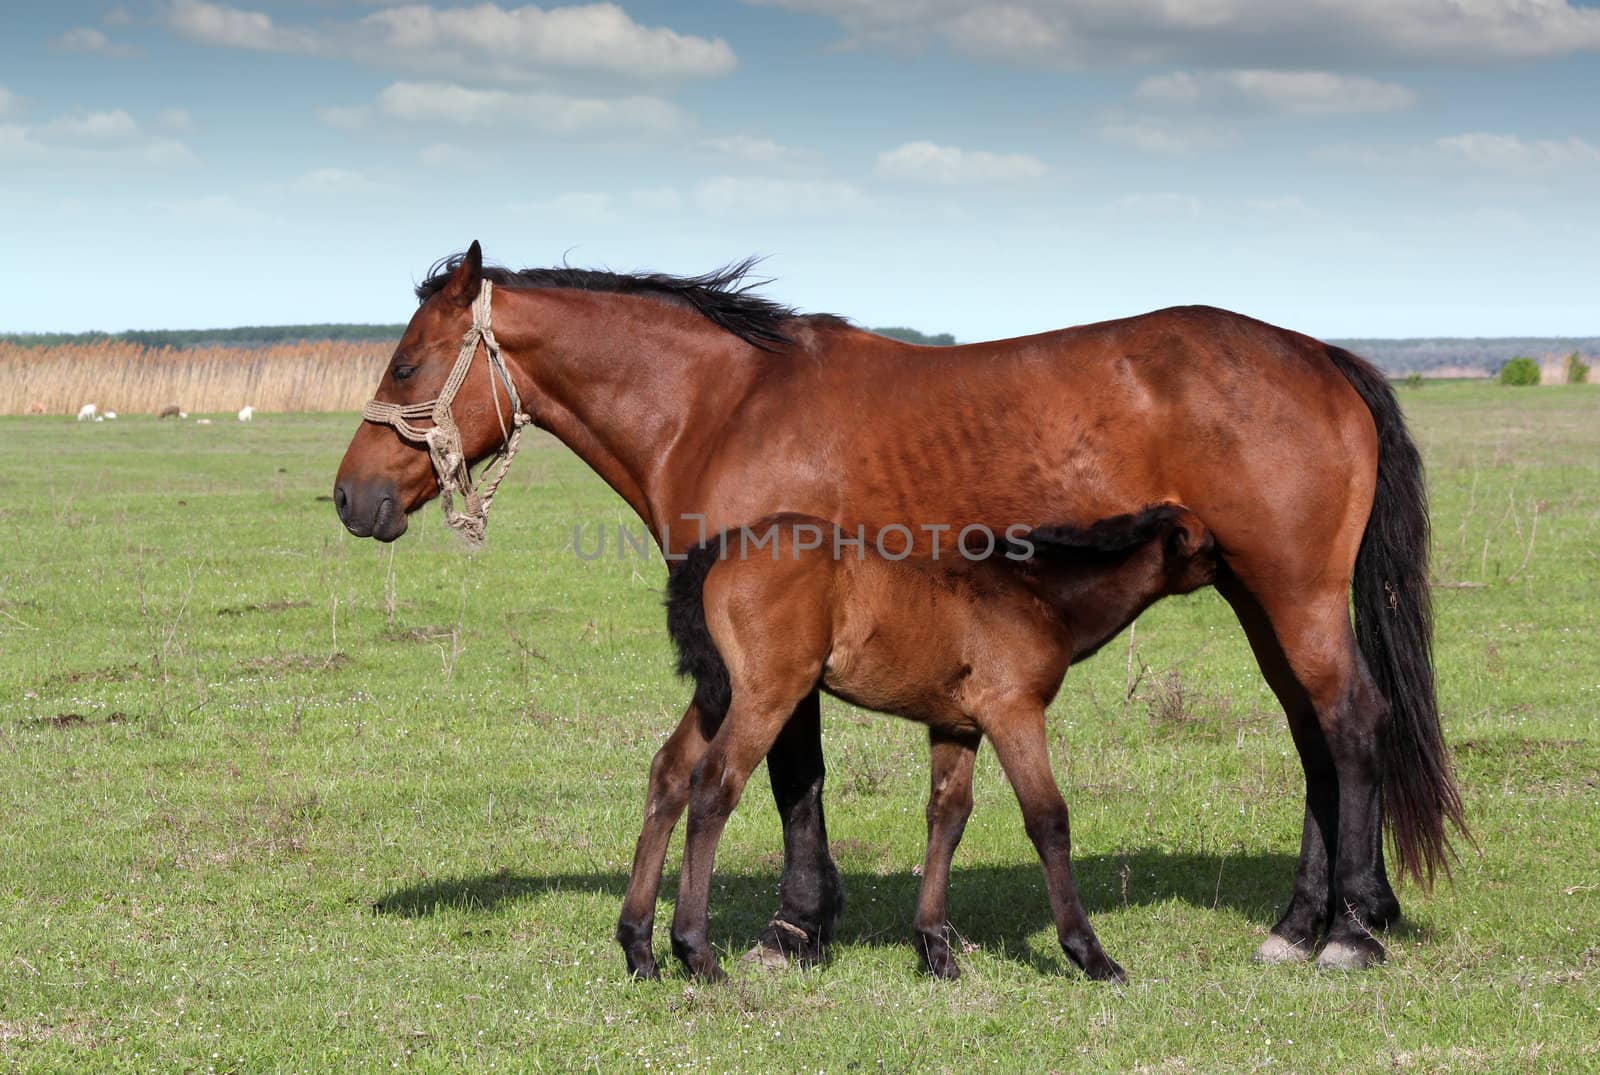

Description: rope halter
[361,280,532,546]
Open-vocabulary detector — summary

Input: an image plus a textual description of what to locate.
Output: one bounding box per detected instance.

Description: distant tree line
[2,323,961,350]
[1331,337,1600,374]
[3,325,1591,373]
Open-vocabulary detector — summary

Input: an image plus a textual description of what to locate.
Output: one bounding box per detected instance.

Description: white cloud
[0,86,22,120]
[1099,120,1230,155]
[356,3,736,82]
[694,176,866,217]
[701,134,820,168]
[417,142,470,167]
[1435,132,1600,173]
[165,1,735,83]
[515,191,623,225]
[1136,69,1417,115]
[51,27,141,58]
[41,110,142,144]
[0,108,197,168]
[747,0,1600,66]
[290,168,384,196]
[104,7,134,28]
[157,108,195,132]
[374,81,687,136]
[166,0,322,53]
[629,187,683,213]
[873,141,1047,184]
[315,104,372,131]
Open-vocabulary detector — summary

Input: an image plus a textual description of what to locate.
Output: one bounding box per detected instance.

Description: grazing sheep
[238,405,254,422]
[195,418,213,425]
[77,403,97,422]
[158,403,187,419]
[103,411,118,420]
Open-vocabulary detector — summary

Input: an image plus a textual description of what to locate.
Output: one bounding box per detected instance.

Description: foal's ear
[441,240,484,308]
[1167,512,1212,559]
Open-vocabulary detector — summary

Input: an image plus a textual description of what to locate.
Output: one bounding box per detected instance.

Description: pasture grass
[1,382,1598,1072]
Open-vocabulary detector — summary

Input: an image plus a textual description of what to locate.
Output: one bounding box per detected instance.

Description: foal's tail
[1327,346,1468,888]
[664,541,733,722]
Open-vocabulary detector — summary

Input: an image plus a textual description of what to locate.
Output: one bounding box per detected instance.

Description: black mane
[416,253,844,352]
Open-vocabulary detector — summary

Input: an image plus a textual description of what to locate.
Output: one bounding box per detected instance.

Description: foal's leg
[913,728,980,979]
[752,690,846,967]
[985,701,1123,982]
[616,701,715,978]
[670,695,799,981]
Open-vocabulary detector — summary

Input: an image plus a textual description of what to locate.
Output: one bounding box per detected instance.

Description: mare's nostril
[333,484,350,521]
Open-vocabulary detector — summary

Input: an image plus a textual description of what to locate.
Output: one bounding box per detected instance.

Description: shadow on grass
[374,848,1300,973]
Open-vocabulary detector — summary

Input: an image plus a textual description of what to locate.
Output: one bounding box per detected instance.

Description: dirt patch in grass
[1455,736,1600,795]
[237,652,349,675]
[23,711,133,730]
[216,598,311,616]
[33,661,143,689]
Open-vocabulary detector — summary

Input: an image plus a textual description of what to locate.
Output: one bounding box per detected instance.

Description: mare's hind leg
[616,701,715,979]
[671,690,810,981]
[1219,577,1399,968]
[985,700,1123,982]
[750,691,846,968]
[913,728,981,980]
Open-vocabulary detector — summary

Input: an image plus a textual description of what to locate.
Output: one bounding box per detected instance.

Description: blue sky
[2,1,1597,338]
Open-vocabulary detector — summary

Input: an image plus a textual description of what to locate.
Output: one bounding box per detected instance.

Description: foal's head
[1016,504,1217,636]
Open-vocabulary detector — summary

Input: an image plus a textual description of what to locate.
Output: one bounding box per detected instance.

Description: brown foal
[656,505,1217,981]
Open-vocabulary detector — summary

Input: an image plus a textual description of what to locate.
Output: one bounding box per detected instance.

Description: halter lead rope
[361,280,532,546]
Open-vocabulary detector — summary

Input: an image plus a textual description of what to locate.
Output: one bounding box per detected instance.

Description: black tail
[1327,346,1468,888]
[664,541,732,721]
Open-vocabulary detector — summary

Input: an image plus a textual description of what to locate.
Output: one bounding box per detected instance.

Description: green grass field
[2,383,1597,1072]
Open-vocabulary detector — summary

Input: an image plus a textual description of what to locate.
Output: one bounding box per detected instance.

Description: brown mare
[662,506,1217,981]
[335,241,1464,978]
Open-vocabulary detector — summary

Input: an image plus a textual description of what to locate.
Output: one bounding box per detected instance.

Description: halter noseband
[361,280,532,546]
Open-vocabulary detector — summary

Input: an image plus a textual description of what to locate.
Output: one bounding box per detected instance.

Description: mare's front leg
[751,690,845,967]
[616,701,715,979]
[986,700,1124,982]
[670,694,798,981]
[913,728,980,979]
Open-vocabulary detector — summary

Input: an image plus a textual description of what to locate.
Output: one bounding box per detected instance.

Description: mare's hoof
[1315,937,1385,970]
[1253,934,1314,965]
[626,957,661,981]
[756,918,825,966]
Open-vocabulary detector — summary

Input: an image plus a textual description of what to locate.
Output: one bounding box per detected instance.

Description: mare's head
[334,241,516,541]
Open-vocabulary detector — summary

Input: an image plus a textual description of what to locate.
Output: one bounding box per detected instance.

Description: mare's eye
[393,364,419,382]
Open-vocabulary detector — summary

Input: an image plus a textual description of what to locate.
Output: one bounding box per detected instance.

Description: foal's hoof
[626,956,661,981]
[1316,937,1385,971]
[1082,953,1127,984]
[1253,934,1314,965]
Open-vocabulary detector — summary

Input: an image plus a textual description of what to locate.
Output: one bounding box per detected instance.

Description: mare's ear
[441,241,484,308]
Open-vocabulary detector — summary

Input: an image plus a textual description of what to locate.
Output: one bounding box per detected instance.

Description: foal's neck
[1027,551,1165,660]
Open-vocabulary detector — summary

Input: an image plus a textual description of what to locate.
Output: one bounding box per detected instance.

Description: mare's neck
[495,288,757,543]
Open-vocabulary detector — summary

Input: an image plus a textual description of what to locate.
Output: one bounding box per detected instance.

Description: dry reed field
[0,339,393,416]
